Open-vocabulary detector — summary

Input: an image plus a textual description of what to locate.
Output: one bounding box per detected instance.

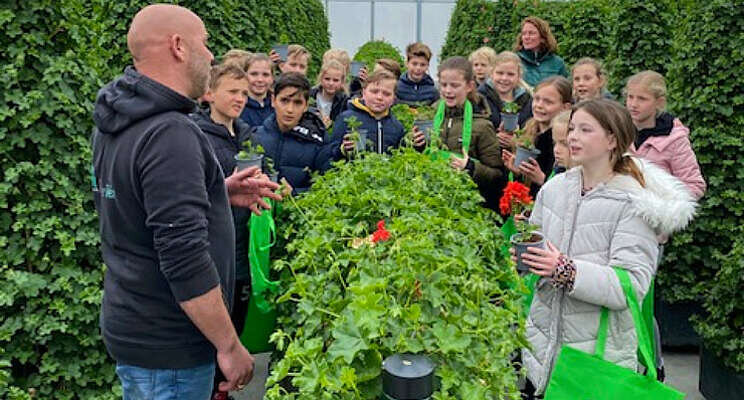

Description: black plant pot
[699,344,744,400]
[655,297,702,348]
[382,354,434,399]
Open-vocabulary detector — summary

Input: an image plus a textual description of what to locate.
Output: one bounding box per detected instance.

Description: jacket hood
[572,157,697,235]
[191,106,251,140]
[400,72,435,87]
[634,112,677,148]
[93,67,196,135]
[349,97,390,119]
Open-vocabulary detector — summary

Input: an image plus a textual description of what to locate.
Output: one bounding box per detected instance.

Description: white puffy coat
[522,158,697,394]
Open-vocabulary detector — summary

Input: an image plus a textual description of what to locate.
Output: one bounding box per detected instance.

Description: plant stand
[655,297,702,348]
[699,344,744,400]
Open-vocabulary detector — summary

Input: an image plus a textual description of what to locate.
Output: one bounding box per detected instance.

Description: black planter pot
[699,344,744,400]
[655,297,702,348]
[382,354,435,399]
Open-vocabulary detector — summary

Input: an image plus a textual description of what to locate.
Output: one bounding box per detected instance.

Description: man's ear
[169,34,187,62]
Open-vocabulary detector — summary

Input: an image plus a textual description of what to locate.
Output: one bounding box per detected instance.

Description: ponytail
[615,154,646,187]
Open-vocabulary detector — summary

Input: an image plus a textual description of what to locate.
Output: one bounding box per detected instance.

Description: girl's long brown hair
[438,56,480,104]
[523,76,572,143]
[571,99,645,186]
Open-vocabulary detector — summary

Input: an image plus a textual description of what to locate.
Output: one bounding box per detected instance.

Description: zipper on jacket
[276,132,285,171]
[377,121,383,154]
[544,191,583,390]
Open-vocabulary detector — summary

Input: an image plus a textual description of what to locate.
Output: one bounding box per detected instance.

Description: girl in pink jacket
[625,70,706,200]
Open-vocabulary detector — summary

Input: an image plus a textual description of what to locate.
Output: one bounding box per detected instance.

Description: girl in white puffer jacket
[514,99,697,397]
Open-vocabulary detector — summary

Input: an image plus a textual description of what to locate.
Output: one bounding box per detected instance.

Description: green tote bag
[543,267,684,400]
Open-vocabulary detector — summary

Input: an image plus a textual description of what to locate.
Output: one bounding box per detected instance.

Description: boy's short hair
[405,42,432,62]
[375,58,402,80]
[288,44,311,62]
[469,47,498,67]
[208,63,247,91]
[274,72,311,100]
[362,69,397,89]
[221,49,253,71]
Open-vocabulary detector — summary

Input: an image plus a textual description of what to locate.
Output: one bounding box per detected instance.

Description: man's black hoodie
[91,67,235,369]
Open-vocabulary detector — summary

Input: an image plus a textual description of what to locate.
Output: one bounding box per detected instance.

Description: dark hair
[571,99,645,186]
[438,56,479,104]
[273,72,311,101]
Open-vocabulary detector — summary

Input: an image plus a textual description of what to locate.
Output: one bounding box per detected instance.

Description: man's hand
[225,167,281,215]
[216,340,255,392]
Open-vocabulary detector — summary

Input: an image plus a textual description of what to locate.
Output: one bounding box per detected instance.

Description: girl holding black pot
[513,99,697,398]
[501,76,572,194]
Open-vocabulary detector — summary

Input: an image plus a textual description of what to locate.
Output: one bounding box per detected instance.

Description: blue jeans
[116,362,215,400]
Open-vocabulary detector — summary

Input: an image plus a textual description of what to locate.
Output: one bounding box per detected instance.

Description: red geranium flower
[499,181,533,216]
[371,219,390,242]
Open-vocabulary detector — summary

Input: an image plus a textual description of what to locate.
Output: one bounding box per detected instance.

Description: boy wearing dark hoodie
[331,70,412,159]
[253,73,333,194]
[189,63,256,400]
[396,42,439,106]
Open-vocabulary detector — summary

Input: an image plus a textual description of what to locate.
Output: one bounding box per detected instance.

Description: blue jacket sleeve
[330,115,349,160]
[137,119,221,302]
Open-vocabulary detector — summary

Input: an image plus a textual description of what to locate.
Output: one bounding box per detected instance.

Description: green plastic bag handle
[594,268,657,380]
[248,199,280,313]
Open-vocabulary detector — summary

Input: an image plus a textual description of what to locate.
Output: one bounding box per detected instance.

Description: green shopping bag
[240,201,280,353]
[544,268,684,400]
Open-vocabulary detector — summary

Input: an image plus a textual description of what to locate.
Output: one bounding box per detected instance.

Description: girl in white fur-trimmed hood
[513,98,697,397]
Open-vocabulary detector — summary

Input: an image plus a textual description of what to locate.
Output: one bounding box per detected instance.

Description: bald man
[91,5,276,399]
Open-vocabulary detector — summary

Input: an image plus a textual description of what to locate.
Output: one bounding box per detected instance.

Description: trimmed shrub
[264,150,526,399]
[0,1,329,399]
[352,40,405,73]
[660,0,744,307]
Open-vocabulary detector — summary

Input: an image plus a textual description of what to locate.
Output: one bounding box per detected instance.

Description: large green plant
[692,235,744,372]
[0,1,328,399]
[660,0,744,305]
[264,150,527,399]
[353,40,405,73]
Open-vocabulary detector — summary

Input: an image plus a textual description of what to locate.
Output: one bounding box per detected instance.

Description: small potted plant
[265,157,279,183]
[412,104,437,142]
[501,101,520,132]
[500,181,544,273]
[513,129,541,168]
[272,33,290,62]
[344,116,367,154]
[234,140,264,171]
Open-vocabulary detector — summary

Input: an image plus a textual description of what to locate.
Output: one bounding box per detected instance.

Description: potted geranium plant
[235,140,264,171]
[344,116,367,154]
[513,129,541,168]
[272,33,290,62]
[500,181,544,273]
[501,101,520,132]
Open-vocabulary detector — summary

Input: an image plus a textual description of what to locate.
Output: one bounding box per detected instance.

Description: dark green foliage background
[444,0,744,371]
[0,1,328,398]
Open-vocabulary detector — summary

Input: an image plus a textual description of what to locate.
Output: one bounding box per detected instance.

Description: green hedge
[352,40,405,73]
[0,1,328,399]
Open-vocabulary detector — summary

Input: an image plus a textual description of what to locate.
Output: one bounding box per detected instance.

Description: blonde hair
[316,59,346,88]
[469,46,498,67]
[208,63,247,91]
[572,57,607,93]
[625,70,667,111]
[572,99,645,186]
[493,51,532,93]
[551,110,571,133]
[362,69,397,89]
[523,76,572,143]
[243,53,273,73]
[322,49,351,73]
[288,44,311,62]
[221,49,253,71]
[513,16,558,54]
